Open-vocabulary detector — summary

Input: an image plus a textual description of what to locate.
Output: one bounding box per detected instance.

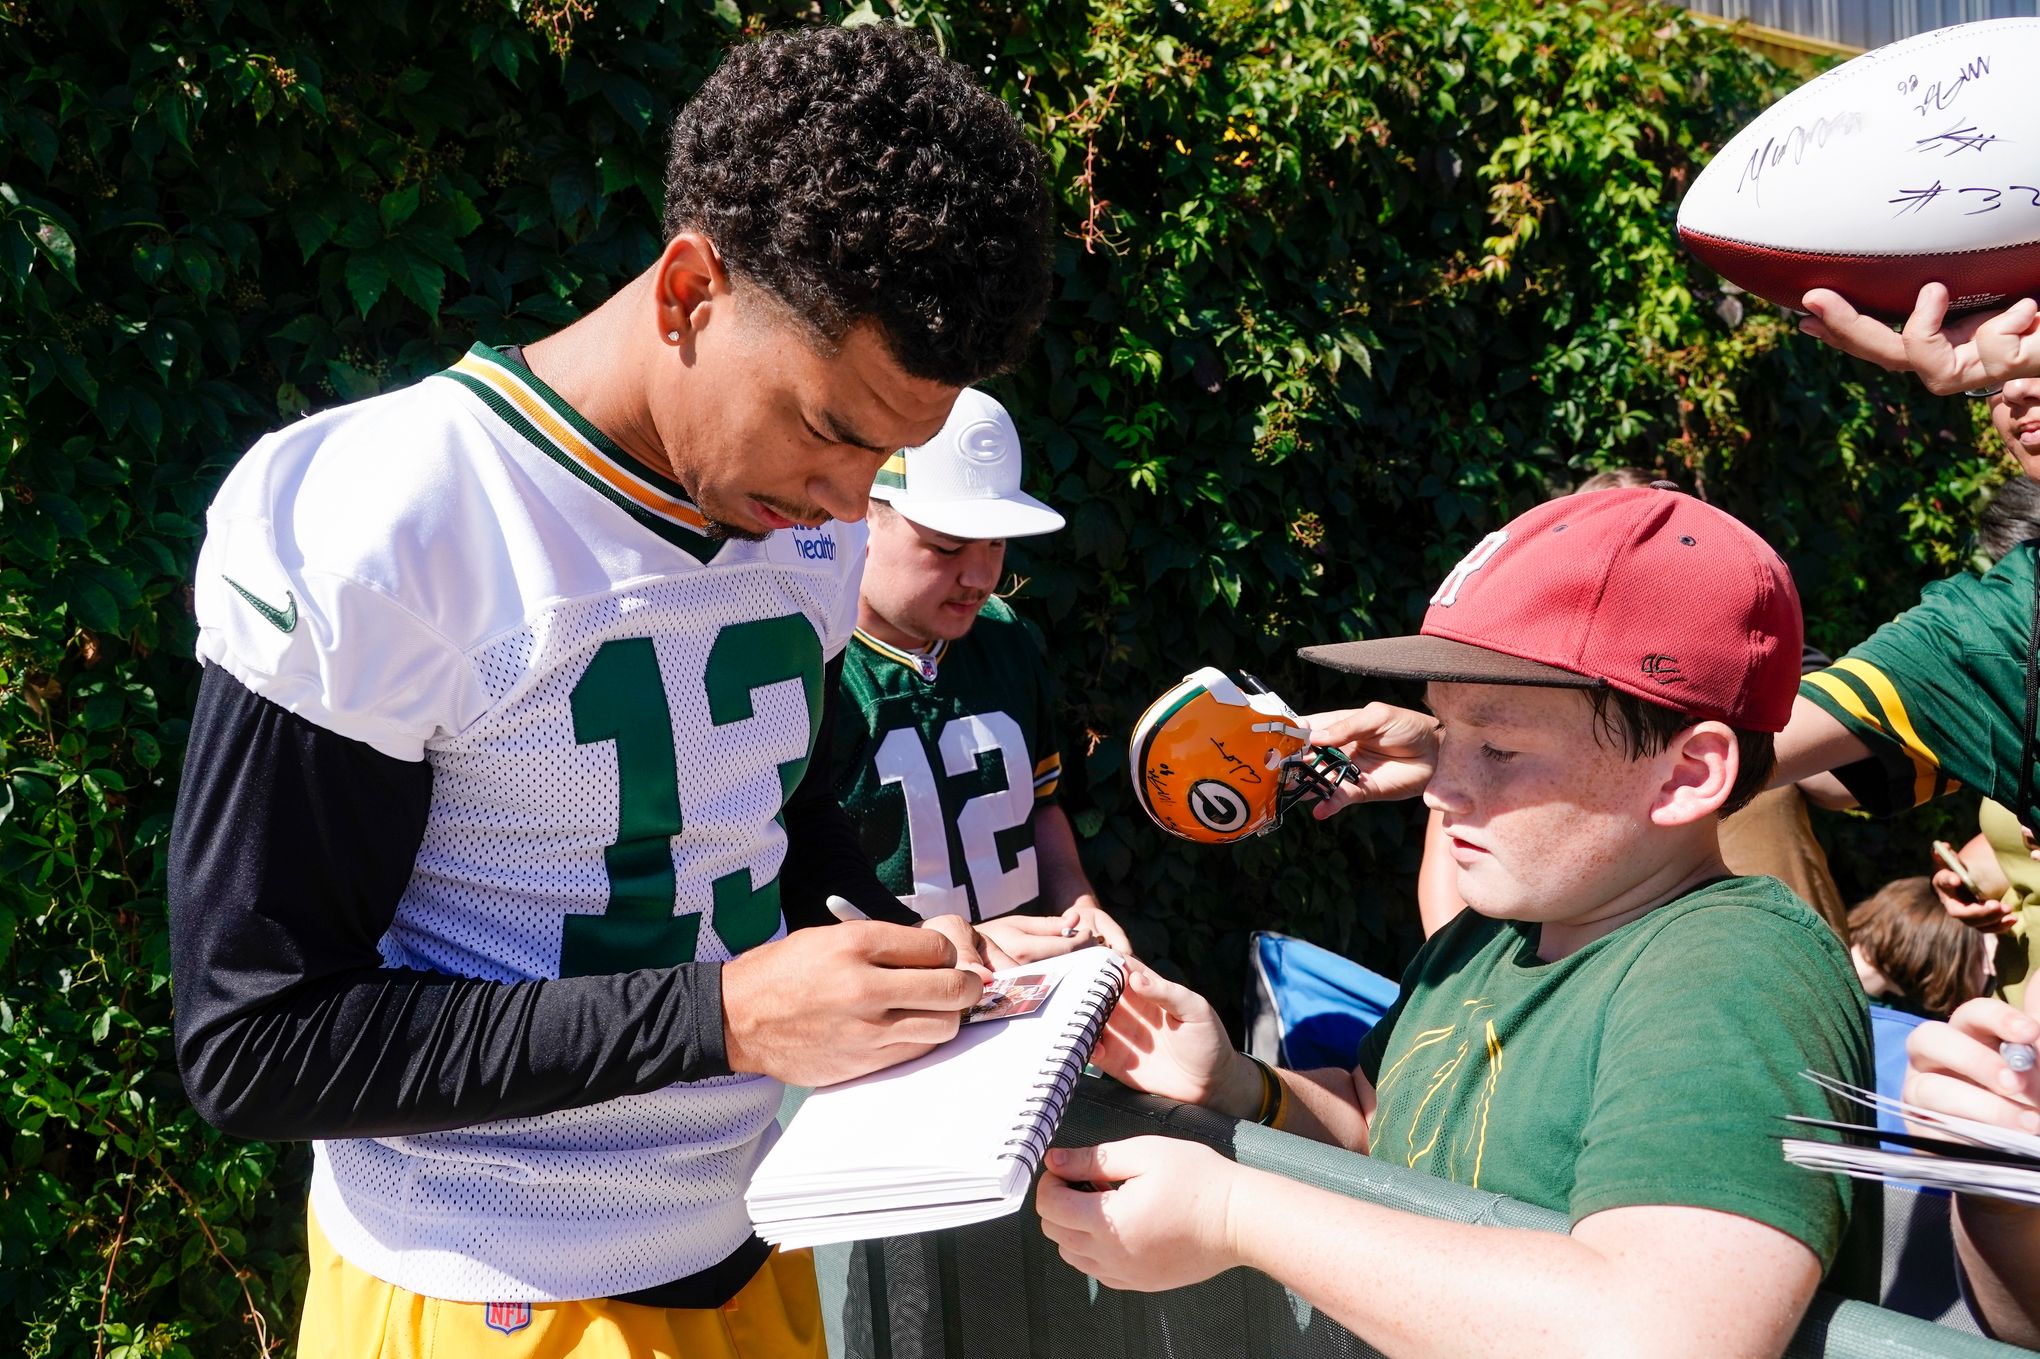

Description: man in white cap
[829,388,1129,960]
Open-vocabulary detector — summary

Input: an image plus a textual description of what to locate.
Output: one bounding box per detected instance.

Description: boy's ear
[1649,721,1739,827]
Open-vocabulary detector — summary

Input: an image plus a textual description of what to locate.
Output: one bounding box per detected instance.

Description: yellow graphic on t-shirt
[1373,998,1504,1188]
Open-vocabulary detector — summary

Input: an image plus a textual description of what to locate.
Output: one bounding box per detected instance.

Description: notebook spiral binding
[997,957,1128,1170]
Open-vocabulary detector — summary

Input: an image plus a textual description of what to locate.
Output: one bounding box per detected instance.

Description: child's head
[1301,486,1799,923]
[1846,877,1985,1017]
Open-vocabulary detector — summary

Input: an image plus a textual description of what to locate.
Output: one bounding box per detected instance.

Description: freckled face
[1421,682,1671,926]
[1991,377,2040,480]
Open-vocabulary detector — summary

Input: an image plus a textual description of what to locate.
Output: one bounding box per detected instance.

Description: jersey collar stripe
[446,349,718,551]
[852,630,947,675]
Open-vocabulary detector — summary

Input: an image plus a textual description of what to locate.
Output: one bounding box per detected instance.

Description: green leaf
[379,183,421,231]
[344,251,392,316]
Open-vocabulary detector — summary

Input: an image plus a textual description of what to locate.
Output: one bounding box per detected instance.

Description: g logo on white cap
[959,420,1010,464]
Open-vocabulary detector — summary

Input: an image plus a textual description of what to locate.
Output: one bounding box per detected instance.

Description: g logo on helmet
[1187,780,1250,834]
[1128,666,1355,845]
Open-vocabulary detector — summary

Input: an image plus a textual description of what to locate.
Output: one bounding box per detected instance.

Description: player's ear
[1649,721,1737,827]
[654,232,726,348]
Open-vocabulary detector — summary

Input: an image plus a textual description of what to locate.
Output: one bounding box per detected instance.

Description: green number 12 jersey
[830,597,1063,923]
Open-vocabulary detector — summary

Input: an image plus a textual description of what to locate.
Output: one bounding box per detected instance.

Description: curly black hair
[664,24,1052,387]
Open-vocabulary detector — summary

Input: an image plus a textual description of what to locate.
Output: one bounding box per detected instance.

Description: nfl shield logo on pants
[483,1301,532,1335]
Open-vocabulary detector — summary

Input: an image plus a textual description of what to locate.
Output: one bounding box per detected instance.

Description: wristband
[1243,1052,1289,1129]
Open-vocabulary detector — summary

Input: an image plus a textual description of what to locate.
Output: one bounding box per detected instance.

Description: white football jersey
[193,344,866,1302]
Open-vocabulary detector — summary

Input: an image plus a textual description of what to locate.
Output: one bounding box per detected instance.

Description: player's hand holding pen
[720,921,987,1087]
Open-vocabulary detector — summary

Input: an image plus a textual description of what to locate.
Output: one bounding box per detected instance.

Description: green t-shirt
[1797,548,2037,1006]
[1355,876,1877,1292]
[831,597,1063,923]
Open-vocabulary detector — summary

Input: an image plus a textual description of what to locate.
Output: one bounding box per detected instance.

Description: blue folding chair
[1244,930,1400,1071]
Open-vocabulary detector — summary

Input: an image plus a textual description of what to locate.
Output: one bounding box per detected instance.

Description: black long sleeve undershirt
[169,652,903,1144]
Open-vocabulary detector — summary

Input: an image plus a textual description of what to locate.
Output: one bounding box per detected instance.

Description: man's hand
[720,921,984,1087]
[1092,960,1263,1118]
[918,912,1001,974]
[1800,285,2040,396]
[1931,837,2019,934]
[1036,1138,1245,1291]
[1300,702,1438,818]
[979,901,1132,965]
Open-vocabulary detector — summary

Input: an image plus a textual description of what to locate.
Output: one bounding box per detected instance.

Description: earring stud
[666,330,681,342]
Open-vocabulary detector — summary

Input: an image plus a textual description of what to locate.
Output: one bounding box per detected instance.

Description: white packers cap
[870,388,1066,540]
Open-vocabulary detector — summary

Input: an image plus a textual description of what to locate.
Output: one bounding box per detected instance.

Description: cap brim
[1297,635,1606,688]
[884,491,1066,540]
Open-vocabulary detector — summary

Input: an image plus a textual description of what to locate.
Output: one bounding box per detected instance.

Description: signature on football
[1734,111,1866,203]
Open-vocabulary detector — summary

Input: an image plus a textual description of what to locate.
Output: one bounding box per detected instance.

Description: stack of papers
[747,947,1127,1247]
[1781,1070,2040,1205]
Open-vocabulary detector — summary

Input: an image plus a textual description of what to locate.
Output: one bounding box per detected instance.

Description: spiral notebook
[1781,1069,2040,1206]
[746,947,1127,1248]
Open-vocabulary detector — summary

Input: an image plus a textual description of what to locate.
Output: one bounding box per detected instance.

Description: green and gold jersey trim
[874,450,908,492]
[1032,752,1061,801]
[443,345,719,562]
[852,628,950,680]
[1801,657,1959,807]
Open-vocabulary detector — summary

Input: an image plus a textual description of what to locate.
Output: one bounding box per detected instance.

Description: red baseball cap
[1298,485,1803,732]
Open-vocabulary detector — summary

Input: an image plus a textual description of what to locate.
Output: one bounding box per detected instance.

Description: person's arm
[1767,697,1873,789]
[1903,992,2040,1348]
[778,651,920,929]
[1089,961,1375,1150]
[170,665,981,1142]
[1039,1142,1821,1359]
[1794,771,1858,810]
[1416,807,1466,937]
[1799,285,2040,396]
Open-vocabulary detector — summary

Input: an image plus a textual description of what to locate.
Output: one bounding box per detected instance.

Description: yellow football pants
[299,1207,826,1359]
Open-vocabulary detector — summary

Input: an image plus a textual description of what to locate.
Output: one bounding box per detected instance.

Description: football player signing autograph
[1038,487,1877,1358]
[167,26,1049,1359]
[830,388,1128,959]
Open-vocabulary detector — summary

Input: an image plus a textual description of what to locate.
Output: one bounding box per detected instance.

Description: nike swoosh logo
[223,576,298,633]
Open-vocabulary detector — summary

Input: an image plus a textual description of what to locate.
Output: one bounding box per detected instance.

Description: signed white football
[1677,18,2040,318]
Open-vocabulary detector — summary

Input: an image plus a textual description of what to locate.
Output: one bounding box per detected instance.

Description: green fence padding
[803,1076,2035,1359]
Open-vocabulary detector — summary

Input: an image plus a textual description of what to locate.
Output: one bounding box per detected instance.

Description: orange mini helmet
[1128,666,1355,844]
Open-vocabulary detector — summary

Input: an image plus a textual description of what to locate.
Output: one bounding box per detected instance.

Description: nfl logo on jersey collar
[870,388,1065,541]
[483,1300,533,1334]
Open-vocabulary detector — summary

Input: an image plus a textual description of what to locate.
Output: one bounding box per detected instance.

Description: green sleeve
[1353,985,1408,1087]
[1570,902,1872,1269]
[1798,566,2024,815]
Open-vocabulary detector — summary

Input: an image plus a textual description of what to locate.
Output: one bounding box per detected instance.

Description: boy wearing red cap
[1038,487,1876,1356]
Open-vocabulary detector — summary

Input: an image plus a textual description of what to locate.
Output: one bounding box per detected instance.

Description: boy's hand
[1799,285,2040,395]
[1092,960,1264,1119]
[1036,1138,1244,1292]
[1300,702,1438,818]
[1903,990,2040,1136]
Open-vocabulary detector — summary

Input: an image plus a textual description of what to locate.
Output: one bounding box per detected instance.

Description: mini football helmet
[1129,666,1357,844]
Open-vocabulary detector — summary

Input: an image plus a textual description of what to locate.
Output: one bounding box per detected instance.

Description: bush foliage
[0,0,2005,1350]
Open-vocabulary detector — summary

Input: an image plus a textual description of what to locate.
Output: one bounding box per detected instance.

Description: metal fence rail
[805,1079,2034,1359]
[1678,0,2038,52]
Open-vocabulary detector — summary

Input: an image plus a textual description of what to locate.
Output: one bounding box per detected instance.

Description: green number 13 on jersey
[560,617,822,978]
